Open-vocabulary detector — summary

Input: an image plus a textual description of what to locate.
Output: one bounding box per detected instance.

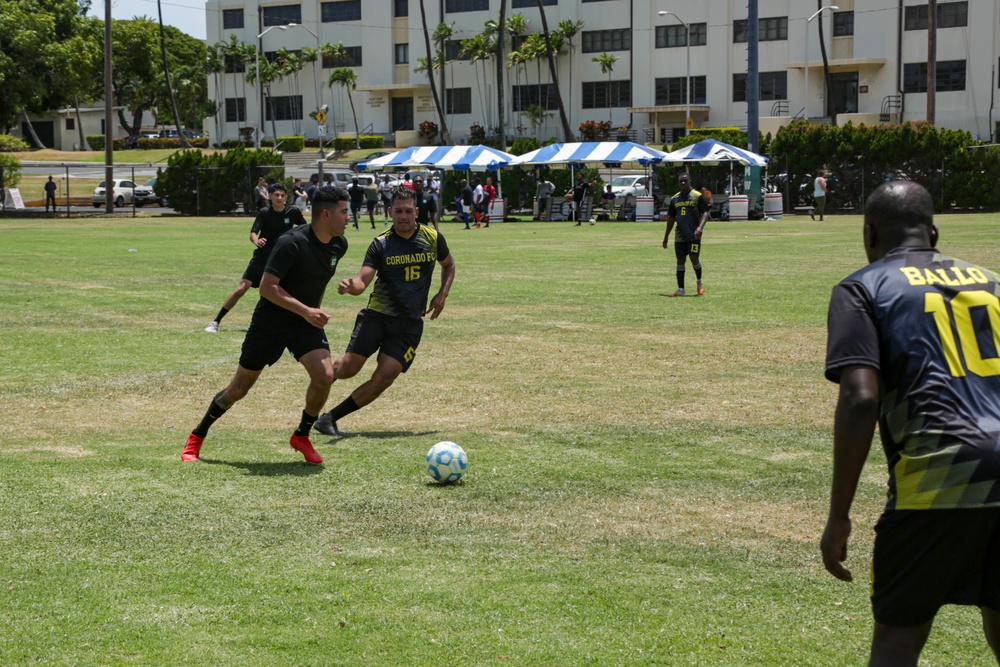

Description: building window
[446,88,472,114]
[833,11,854,36]
[654,76,706,106]
[394,43,409,65]
[224,54,245,73]
[656,22,707,48]
[734,17,787,43]
[394,0,408,17]
[264,95,303,121]
[512,84,557,112]
[905,2,967,30]
[733,71,787,102]
[512,0,554,6]
[222,9,244,30]
[322,46,362,67]
[582,80,632,108]
[904,60,966,93]
[265,49,303,64]
[445,0,488,12]
[66,117,75,130]
[262,4,301,27]
[321,0,361,22]
[581,29,631,53]
[225,98,247,123]
[445,39,472,61]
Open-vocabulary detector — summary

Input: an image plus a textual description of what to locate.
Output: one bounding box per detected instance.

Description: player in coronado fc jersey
[204,183,306,332]
[822,180,1000,665]
[182,187,350,465]
[662,173,710,297]
[314,187,456,436]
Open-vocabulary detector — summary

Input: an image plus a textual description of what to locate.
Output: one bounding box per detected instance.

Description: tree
[329,68,360,149]
[205,44,224,144]
[418,0,452,144]
[157,0,191,147]
[536,0,573,142]
[592,52,618,127]
[816,0,834,123]
[496,0,508,148]
[555,19,584,128]
[432,23,455,127]
[321,42,349,135]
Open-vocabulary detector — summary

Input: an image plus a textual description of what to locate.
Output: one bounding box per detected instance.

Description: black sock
[193,392,229,437]
[295,410,318,436]
[676,272,685,290]
[327,396,361,423]
[694,265,703,281]
[214,307,230,324]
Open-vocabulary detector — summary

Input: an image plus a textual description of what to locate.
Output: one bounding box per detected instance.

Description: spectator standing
[378,175,393,226]
[363,179,379,229]
[44,176,57,213]
[347,178,365,230]
[534,176,554,221]
[472,178,485,228]
[812,170,828,221]
[461,179,474,229]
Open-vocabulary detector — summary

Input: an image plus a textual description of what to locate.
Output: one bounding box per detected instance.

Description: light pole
[658,11,690,136]
[255,24,287,149]
[804,5,839,121]
[285,23,324,155]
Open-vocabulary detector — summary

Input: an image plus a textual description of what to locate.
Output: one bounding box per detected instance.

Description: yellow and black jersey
[363,223,450,319]
[826,247,1000,510]
[668,189,709,242]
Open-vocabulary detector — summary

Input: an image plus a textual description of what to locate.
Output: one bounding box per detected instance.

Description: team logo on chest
[330,256,339,271]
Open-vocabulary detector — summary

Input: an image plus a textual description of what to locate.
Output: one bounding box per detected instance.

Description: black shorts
[239,320,330,371]
[242,256,268,288]
[871,508,1000,626]
[346,309,423,372]
[674,240,702,262]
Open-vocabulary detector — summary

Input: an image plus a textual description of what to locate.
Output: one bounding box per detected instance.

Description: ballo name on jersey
[385,252,435,266]
[899,266,991,287]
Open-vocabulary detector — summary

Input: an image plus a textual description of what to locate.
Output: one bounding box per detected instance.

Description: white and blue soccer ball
[426,441,468,484]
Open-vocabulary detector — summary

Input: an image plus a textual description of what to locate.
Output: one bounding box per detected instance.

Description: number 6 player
[822,181,1000,666]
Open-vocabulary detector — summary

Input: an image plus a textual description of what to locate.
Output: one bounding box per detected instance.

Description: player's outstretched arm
[260,272,329,328]
[821,364,879,583]
[338,266,377,296]
[426,255,456,320]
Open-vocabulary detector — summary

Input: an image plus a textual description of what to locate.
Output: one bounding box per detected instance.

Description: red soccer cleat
[290,434,323,465]
[182,433,204,462]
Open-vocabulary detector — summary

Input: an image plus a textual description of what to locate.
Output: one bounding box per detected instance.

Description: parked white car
[134,177,163,207]
[92,179,139,208]
[608,175,649,206]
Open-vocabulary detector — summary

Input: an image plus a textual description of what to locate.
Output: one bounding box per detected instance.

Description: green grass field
[2,214,999,665]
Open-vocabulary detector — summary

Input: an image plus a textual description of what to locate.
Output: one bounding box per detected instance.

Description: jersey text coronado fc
[668,189,709,242]
[826,247,1000,511]
[363,224,450,319]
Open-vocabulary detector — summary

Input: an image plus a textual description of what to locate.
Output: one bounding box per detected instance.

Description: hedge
[156,145,284,215]
[332,135,385,151]
[277,136,304,152]
[0,134,30,152]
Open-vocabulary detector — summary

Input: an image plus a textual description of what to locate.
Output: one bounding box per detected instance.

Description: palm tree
[301,46,321,120]
[504,12,529,138]
[418,0,452,144]
[157,0,191,147]
[592,52,618,127]
[248,56,281,143]
[535,0,573,142]
[329,67,360,148]
[495,0,508,147]
[432,22,455,128]
[555,19,584,128]
[205,44,224,143]
[321,42,350,136]
[460,34,489,126]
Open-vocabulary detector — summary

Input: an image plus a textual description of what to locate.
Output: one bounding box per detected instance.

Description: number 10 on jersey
[925,290,1000,378]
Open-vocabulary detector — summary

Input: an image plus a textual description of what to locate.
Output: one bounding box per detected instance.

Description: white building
[204,0,994,147]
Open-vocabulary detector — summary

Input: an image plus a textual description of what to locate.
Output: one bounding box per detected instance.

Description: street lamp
[255,24,287,149]
[658,11,690,136]
[804,5,839,121]
[285,23,324,156]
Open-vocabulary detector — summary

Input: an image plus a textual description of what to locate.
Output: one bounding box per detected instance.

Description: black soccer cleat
[314,412,345,437]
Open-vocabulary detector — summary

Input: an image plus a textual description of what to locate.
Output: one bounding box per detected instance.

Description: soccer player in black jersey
[662,173,709,297]
[182,187,350,465]
[314,187,455,436]
[205,183,307,332]
[822,181,1000,666]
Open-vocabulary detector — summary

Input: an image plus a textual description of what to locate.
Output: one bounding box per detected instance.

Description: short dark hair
[269,182,287,193]
[391,186,417,206]
[865,180,933,236]
[312,185,349,213]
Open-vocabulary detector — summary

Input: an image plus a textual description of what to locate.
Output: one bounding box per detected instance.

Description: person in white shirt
[472,178,485,228]
[378,175,393,225]
[426,172,441,230]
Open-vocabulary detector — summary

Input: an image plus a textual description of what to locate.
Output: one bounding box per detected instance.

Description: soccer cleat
[182,433,204,462]
[314,412,346,437]
[697,282,705,296]
[669,289,686,297]
[290,434,323,464]
[205,321,219,333]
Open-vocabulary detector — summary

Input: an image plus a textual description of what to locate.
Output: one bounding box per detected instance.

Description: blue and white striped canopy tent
[424,144,517,171]
[356,145,441,172]
[510,141,668,168]
[660,139,768,167]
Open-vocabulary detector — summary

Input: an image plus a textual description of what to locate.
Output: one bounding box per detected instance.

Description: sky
[87,0,207,41]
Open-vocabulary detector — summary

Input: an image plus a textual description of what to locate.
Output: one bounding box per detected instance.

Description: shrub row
[156,146,284,215]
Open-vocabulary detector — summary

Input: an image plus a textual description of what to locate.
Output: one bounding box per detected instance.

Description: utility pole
[746,0,761,203]
[927,0,936,125]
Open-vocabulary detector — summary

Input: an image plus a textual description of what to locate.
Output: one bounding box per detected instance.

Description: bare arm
[338,265,377,296]
[662,217,676,248]
[259,272,329,328]
[426,254,456,320]
[250,231,265,248]
[820,364,880,582]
